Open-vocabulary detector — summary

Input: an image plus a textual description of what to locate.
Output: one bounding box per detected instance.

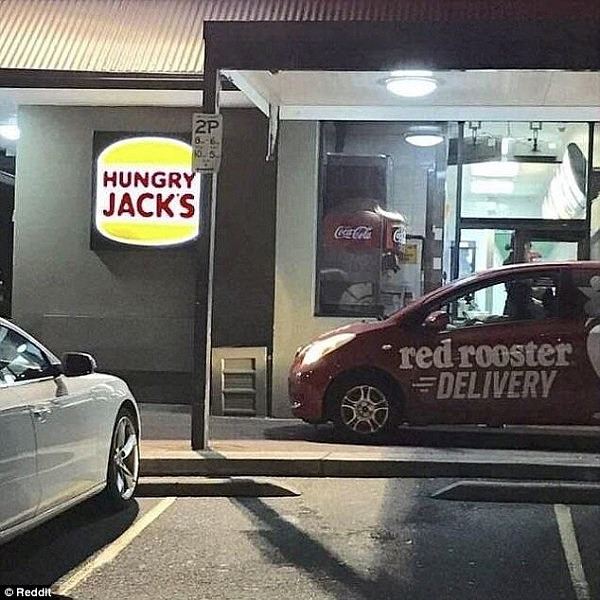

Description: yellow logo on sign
[95,137,201,247]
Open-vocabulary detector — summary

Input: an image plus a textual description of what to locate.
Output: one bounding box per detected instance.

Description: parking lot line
[53,497,176,596]
[554,504,590,600]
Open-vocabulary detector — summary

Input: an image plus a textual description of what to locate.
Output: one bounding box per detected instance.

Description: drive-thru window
[314,120,593,321]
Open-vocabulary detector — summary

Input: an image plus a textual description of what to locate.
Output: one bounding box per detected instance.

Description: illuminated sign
[94,136,201,247]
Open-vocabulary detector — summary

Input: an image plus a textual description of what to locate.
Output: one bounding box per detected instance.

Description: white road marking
[554,504,590,600]
[54,497,176,596]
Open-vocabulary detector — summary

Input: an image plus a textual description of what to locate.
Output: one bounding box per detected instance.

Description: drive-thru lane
[2,478,597,600]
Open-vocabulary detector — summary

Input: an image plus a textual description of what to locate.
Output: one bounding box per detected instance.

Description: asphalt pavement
[5,478,598,600]
[3,406,600,597]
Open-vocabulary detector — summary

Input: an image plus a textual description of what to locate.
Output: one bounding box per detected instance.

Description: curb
[141,456,600,481]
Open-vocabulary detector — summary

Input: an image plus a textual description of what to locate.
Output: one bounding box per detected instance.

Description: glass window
[0,326,52,385]
[591,123,600,259]
[443,123,460,283]
[460,122,589,220]
[594,123,600,171]
[457,228,580,272]
[567,269,600,319]
[458,228,512,273]
[435,274,559,330]
[316,121,447,317]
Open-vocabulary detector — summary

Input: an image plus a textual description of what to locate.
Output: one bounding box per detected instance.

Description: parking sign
[192,113,223,173]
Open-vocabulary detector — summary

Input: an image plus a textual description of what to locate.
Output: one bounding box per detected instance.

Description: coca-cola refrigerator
[318,153,410,317]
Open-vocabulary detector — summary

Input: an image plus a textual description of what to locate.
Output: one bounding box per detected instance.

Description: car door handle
[32,406,52,421]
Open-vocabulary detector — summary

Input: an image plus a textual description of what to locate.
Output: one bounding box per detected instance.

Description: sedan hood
[312,318,394,342]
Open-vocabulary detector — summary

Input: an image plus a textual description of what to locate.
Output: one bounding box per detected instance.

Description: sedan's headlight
[301,333,356,366]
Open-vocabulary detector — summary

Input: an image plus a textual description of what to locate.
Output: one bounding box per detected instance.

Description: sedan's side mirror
[62,352,97,377]
[423,310,449,331]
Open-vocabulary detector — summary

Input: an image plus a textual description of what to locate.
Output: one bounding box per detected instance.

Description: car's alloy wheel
[341,384,389,434]
[332,375,399,441]
[103,410,139,508]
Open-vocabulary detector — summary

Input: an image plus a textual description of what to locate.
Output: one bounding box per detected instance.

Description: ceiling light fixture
[0,124,20,141]
[468,121,482,144]
[385,70,438,98]
[404,125,444,147]
[404,134,444,147]
[529,121,543,151]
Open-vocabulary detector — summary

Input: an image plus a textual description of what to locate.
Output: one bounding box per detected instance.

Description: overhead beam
[0,69,237,91]
[204,20,600,72]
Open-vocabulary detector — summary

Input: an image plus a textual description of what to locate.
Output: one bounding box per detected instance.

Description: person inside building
[503,235,533,266]
[503,236,547,319]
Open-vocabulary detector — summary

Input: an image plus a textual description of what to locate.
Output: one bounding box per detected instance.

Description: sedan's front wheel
[101,408,140,509]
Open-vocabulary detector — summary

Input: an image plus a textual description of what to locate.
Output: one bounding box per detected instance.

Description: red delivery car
[289,261,600,442]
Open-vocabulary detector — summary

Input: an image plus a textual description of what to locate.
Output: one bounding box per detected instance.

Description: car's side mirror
[423,310,449,331]
[62,352,97,377]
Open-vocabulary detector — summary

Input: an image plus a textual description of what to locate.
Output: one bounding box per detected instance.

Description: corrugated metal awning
[1,0,597,74]
[0,0,205,72]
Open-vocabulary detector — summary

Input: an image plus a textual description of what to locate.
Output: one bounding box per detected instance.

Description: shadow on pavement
[261,421,600,453]
[232,496,398,600]
[0,496,139,586]
[385,425,600,452]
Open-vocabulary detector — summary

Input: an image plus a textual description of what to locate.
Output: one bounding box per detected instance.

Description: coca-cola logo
[393,227,406,244]
[333,225,373,240]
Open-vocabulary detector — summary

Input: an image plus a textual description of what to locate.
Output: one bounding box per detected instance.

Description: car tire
[330,373,400,443]
[100,408,140,510]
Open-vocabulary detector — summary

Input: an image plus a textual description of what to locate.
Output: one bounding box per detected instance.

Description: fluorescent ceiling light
[470,179,515,194]
[470,161,520,178]
[405,134,444,147]
[0,124,20,141]
[385,71,438,98]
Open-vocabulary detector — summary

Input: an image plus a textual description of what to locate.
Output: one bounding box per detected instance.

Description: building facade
[1,1,599,440]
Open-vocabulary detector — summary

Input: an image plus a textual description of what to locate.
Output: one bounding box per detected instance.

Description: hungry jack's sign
[92,134,201,248]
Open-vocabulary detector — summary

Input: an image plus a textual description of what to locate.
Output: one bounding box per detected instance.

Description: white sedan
[0,317,140,544]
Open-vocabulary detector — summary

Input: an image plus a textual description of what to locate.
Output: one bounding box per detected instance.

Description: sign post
[191,62,221,450]
[192,113,223,173]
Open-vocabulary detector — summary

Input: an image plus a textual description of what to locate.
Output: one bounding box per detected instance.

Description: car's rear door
[535,264,600,425]
[0,326,40,533]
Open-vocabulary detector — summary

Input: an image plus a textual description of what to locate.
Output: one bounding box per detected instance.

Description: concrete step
[140,439,600,481]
